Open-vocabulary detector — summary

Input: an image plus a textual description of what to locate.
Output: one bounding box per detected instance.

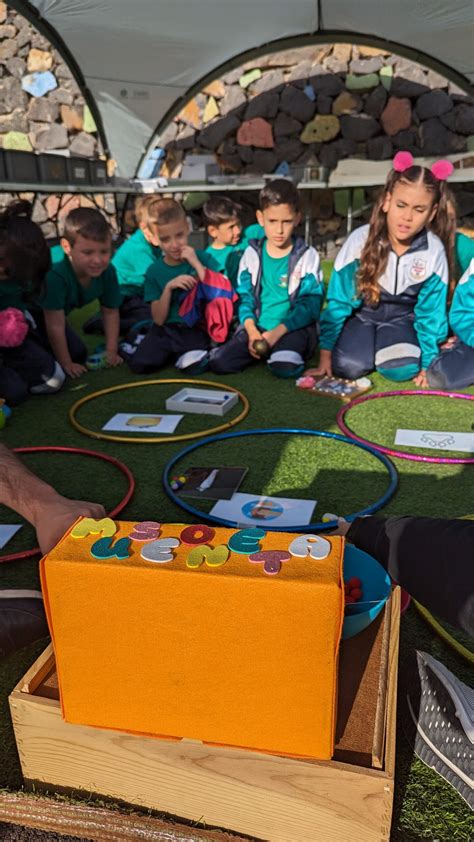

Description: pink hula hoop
[336,390,474,464]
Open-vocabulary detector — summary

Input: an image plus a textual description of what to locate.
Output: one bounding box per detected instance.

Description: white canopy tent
[10,1,474,178]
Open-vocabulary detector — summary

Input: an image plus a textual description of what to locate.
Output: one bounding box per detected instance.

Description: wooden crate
[9,589,400,842]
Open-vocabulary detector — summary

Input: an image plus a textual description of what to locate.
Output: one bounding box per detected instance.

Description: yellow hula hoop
[69,378,250,444]
[413,600,474,666]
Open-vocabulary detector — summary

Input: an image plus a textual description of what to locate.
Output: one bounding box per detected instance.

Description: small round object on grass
[252,338,270,358]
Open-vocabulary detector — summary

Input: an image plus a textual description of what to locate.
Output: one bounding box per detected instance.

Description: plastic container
[342,545,391,639]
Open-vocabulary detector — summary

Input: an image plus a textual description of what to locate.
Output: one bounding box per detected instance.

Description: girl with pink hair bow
[316,152,453,387]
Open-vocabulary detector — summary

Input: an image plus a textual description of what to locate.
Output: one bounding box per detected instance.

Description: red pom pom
[345,596,355,604]
[430,159,454,181]
[0,308,28,348]
[393,151,414,172]
[350,588,363,601]
[347,576,362,589]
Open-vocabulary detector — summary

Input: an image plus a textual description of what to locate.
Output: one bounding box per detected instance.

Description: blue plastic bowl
[342,545,391,639]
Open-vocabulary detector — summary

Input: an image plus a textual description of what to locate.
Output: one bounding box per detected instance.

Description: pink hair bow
[393,151,414,172]
[393,150,453,181]
[430,159,454,181]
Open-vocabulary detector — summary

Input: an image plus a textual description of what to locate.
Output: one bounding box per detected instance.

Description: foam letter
[288,534,331,560]
[228,527,266,555]
[141,538,180,563]
[129,521,161,541]
[186,544,229,569]
[90,536,131,560]
[71,517,117,539]
[180,524,215,545]
[248,550,291,575]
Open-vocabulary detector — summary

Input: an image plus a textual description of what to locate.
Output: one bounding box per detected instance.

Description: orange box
[40,519,344,760]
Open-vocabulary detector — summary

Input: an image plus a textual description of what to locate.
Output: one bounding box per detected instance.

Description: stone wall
[153,43,474,250]
[158,43,474,177]
[0,2,117,236]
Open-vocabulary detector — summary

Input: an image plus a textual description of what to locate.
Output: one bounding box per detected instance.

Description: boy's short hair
[259,179,300,213]
[147,198,186,227]
[63,208,111,245]
[134,195,165,228]
[203,196,241,227]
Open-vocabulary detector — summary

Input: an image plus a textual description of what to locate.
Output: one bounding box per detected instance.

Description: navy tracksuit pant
[427,340,474,390]
[332,303,421,382]
[122,323,210,374]
[209,325,316,377]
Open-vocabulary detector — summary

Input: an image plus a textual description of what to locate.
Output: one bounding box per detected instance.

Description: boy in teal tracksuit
[428,257,474,389]
[209,180,324,378]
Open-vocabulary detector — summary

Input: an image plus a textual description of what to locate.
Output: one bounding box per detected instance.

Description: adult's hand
[32,492,106,554]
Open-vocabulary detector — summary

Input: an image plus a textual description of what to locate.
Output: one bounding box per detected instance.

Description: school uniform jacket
[450,258,474,347]
[237,237,324,332]
[320,225,449,370]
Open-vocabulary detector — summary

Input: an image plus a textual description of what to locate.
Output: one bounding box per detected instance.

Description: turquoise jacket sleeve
[283,273,324,332]
[319,260,360,350]
[236,246,258,324]
[413,265,449,369]
[236,268,256,324]
[455,233,474,278]
[450,260,474,346]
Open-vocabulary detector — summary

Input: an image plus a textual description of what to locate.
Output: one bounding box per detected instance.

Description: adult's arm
[346,515,474,637]
[0,444,105,554]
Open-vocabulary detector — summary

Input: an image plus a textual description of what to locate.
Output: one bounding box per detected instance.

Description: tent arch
[6,2,474,178]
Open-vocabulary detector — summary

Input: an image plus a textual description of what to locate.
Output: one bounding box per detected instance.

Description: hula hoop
[337,390,474,464]
[414,600,474,666]
[69,379,249,444]
[0,446,135,564]
[163,428,398,532]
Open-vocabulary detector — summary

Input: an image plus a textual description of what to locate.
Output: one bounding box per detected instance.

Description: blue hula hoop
[163,428,398,532]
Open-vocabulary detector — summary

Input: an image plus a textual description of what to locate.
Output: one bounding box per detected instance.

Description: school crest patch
[410,257,427,282]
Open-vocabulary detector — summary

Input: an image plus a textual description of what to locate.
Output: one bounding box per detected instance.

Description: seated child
[0,201,64,404]
[427,258,474,389]
[83,196,161,335]
[203,196,243,286]
[203,196,265,287]
[316,152,451,386]
[122,199,214,374]
[209,179,324,378]
[40,208,123,378]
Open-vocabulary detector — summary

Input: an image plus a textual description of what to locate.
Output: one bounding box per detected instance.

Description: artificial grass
[0,302,473,841]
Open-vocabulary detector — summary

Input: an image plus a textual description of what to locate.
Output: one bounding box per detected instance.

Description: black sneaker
[0,590,49,660]
[406,651,473,808]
